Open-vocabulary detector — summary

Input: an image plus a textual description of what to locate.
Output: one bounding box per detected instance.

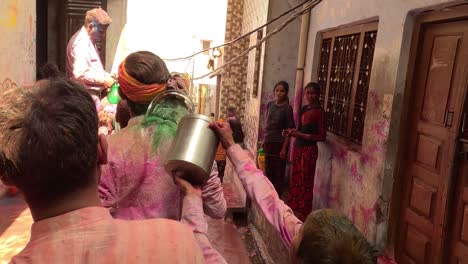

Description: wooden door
[448,102,468,263]
[58,0,108,72]
[397,20,468,264]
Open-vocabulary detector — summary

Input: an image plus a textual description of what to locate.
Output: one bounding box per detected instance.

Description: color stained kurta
[66,26,111,90]
[66,26,112,111]
[99,116,226,220]
[9,207,205,264]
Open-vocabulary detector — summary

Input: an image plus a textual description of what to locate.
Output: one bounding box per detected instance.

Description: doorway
[396,6,468,264]
[36,0,108,77]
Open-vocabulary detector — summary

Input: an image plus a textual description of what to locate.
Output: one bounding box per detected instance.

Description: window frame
[318,21,378,146]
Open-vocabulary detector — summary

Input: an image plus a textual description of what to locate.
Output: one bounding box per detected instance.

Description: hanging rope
[191,0,322,81]
[162,0,313,62]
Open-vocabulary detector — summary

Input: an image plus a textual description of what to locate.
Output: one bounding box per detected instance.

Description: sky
[115,0,228,84]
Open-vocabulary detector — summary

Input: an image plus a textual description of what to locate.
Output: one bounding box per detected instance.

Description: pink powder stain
[360,143,382,166]
[378,256,398,264]
[327,186,339,206]
[368,143,381,154]
[243,162,256,172]
[314,178,337,206]
[368,90,380,109]
[350,162,363,186]
[360,203,377,234]
[359,152,372,166]
[372,120,390,140]
[332,145,347,163]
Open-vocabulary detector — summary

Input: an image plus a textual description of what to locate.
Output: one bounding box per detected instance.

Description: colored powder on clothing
[141,100,189,149]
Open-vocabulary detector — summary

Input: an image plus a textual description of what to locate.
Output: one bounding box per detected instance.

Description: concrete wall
[303,0,462,252]
[105,0,127,72]
[0,0,36,90]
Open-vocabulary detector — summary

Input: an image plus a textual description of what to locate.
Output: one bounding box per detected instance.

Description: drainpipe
[293,4,311,126]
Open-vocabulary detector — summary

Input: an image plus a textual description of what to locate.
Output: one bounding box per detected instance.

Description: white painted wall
[0,0,36,89]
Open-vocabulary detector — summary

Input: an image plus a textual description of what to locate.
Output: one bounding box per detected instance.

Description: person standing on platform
[66,7,114,111]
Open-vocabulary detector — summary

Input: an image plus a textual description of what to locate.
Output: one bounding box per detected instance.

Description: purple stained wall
[303,0,461,254]
[312,89,392,240]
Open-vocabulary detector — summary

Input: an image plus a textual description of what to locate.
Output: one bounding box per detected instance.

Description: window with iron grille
[318,22,378,145]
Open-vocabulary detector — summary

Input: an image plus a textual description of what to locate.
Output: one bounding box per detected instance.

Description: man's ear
[97,134,108,165]
[86,23,94,33]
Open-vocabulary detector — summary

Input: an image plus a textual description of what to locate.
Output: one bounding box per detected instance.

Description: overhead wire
[191,0,322,81]
[162,0,313,61]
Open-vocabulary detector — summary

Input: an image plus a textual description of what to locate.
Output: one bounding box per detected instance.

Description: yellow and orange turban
[118,61,167,104]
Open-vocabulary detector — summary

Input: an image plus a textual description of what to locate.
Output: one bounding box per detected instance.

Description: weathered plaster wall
[303,0,460,252]
[259,0,300,141]
[105,0,127,72]
[0,0,36,90]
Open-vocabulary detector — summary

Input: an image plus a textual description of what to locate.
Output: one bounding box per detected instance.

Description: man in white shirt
[66,7,114,111]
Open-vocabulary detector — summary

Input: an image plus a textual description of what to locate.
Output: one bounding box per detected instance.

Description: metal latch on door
[459,138,468,161]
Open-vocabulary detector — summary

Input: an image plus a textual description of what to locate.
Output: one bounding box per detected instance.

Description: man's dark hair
[274,80,289,93]
[296,209,377,264]
[119,51,171,116]
[40,63,63,79]
[0,79,98,206]
[304,82,320,92]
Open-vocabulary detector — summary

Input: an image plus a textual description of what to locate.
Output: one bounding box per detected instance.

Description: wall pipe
[292,4,311,131]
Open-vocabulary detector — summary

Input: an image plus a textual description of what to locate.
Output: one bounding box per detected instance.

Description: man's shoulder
[127,218,193,235]
[67,28,90,49]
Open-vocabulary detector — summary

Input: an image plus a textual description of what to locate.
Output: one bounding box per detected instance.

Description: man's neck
[29,185,102,222]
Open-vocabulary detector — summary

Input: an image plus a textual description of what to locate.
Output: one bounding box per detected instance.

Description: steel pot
[164,114,219,185]
[145,90,195,118]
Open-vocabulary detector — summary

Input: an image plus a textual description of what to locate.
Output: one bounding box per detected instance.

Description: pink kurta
[99,116,226,220]
[227,144,302,248]
[182,195,228,264]
[9,207,205,264]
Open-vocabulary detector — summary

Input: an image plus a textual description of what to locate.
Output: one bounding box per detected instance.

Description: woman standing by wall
[263,81,295,196]
[284,82,326,221]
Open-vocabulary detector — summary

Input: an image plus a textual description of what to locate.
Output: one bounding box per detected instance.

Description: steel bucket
[145,90,195,118]
[165,114,219,185]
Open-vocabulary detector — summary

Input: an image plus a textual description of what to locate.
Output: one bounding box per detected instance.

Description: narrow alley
[1,0,468,264]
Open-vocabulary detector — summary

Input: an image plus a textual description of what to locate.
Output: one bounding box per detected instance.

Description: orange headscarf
[118,61,168,104]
